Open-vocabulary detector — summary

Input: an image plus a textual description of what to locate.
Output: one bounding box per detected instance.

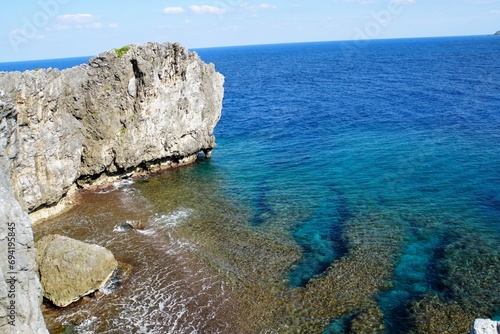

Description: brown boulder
[36,234,118,307]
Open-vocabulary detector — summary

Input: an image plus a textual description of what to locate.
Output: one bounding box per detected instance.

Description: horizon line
[0,33,496,64]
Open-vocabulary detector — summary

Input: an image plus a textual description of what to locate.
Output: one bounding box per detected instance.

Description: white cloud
[241,3,277,10]
[259,3,277,10]
[391,0,416,4]
[189,5,226,14]
[57,14,95,23]
[47,13,115,31]
[163,7,185,14]
[333,0,380,2]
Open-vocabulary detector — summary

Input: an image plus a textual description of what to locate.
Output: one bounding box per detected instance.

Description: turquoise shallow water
[200,39,498,256]
[198,36,500,331]
[26,36,500,333]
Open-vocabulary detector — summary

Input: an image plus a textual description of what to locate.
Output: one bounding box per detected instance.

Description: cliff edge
[0,42,223,217]
[0,42,223,333]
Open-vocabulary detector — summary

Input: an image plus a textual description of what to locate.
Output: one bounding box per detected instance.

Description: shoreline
[1,41,223,334]
[30,153,200,226]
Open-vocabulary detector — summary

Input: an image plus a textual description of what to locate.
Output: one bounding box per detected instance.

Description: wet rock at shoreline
[36,234,118,307]
[117,220,146,231]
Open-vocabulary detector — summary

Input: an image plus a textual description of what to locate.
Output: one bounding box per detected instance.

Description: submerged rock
[117,220,146,231]
[36,235,118,307]
[471,319,500,334]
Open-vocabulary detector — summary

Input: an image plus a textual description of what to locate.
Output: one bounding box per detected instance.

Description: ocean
[7,35,500,333]
[0,56,92,72]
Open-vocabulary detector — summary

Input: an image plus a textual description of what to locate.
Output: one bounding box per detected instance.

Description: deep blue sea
[11,36,500,333]
[0,56,91,72]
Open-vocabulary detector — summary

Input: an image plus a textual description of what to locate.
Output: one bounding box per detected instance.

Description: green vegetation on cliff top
[114,46,131,58]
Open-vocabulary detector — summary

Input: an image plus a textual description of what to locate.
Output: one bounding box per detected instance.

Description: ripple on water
[35,184,247,333]
[73,317,99,334]
[150,208,194,228]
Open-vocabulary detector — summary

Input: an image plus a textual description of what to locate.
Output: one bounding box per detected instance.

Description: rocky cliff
[0,42,223,216]
[1,103,47,333]
[0,42,223,333]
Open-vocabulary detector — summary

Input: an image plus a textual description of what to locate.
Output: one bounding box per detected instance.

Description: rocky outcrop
[495,31,500,35]
[0,42,223,333]
[471,319,500,334]
[0,120,47,333]
[0,42,224,217]
[36,235,118,307]
[117,220,146,231]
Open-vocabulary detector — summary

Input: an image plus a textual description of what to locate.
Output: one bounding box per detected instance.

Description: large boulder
[36,234,118,307]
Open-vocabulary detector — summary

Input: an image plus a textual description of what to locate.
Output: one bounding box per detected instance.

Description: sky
[0,0,499,62]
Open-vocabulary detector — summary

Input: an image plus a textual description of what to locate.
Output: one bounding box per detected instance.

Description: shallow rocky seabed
[33,160,499,333]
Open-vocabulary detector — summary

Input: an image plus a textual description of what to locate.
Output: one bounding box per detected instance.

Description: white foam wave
[95,179,134,195]
[95,188,115,194]
[100,260,231,333]
[55,311,99,334]
[100,270,120,295]
[113,225,129,233]
[137,229,156,236]
[115,179,135,188]
[74,316,99,334]
[150,208,194,228]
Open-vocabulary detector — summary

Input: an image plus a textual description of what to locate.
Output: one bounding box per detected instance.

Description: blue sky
[0,0,499,62]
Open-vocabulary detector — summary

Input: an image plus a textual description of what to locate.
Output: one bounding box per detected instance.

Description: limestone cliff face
[1,102,47,333]
[0,73,84,213]
[0,42,223,333]
[0,42,224,212]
